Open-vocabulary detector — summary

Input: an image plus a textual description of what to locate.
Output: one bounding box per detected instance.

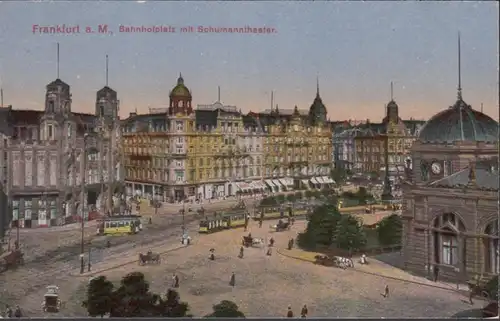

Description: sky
[0,1,498,122]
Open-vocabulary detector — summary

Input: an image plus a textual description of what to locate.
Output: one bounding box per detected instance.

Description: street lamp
[80,133,89,274]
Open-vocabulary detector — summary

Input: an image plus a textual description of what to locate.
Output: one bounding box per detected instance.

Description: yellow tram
[198,211,247,233]
[97,215,143,236]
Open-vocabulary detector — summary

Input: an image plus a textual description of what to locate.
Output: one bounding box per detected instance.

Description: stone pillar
[141,184,145,197]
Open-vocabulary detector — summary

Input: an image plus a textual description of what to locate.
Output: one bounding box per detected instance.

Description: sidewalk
[69,241,188,277]
[276,247,470,295]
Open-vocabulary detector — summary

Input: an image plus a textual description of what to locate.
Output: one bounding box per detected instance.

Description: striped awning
[301,179,309,185]
[272,179,282,187]
[316,177,324,184]
[310,177,319,184]
[265,180,275,188]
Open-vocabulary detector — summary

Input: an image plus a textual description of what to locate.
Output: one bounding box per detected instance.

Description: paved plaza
[1,217,480,317]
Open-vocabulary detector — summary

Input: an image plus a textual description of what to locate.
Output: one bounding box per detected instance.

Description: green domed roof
[419,98,498,143]
[170,74,191,98]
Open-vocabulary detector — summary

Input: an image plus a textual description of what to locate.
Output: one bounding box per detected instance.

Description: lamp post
[87,241,92,272]
[80,133,89,274]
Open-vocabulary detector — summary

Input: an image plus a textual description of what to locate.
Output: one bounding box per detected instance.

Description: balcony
[215,147,249,159]
[169,152,187,159]
[285,140,310,147]
[287,160,309,167]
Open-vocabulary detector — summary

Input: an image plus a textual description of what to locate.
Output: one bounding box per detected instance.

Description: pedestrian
[300,304,308,318]
[381,285,389,298]
[5,305,12,318]
[171,273,177,288]
[266,247,272,256]
[174,274,180,288]
[229,272,236,287]
[433,265,439,282]
[107,240,111,248]
[269,237,275,247]
[14,305,21,318]
[209,248,215,260]
[258,219,263,228]
[468,288,474,305]
[287,306,294,318]
[239,246,244,258]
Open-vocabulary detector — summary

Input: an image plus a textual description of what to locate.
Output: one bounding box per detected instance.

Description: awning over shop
[265,180,275,188]
[284,177,294,186]
[254,181,266,190]
[279,179,287,186]
[310,177,319,184]
[316,177,324,184]
[236,182,251,192]
[301,179,309,185]
[272,179,282,187]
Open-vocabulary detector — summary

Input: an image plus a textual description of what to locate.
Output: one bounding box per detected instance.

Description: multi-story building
[353,126,386,174]
[0,77,123,228]
[350,97,425,175]
[256,86,334,191]
[122,76,333,201]
[123,76,267,202]
[332,127,366,172]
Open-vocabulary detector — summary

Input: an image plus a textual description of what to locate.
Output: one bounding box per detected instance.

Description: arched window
[433,213,466,266]
[484,220,499,273]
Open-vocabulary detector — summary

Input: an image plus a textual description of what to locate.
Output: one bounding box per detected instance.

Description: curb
[69,244,187,277]
[276,248,466,295]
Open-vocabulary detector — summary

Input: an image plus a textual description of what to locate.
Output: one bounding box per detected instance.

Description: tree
[286,194,296,203]
[376,214,403,246]
[276,194,286,204]
[205,300,245,318]
[297,202,342,249]
[82,276,114,317]
[305,190,314,199]
[294,191,303,200]
[260,197,277,207]
[333,214,367,252]
[156,289,190,317]
[485,275,498,301]
[109,272,158,317]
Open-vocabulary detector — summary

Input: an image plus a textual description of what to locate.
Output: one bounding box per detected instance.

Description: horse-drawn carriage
[270,219,290,232]
[41,285,62,313]
[138,251,161,265]
[0,249,24,272]
[242,236,264,248]
[314,254,354,269]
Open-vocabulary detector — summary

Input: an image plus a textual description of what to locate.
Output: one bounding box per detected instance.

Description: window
[176,121,183,132]
[441,234,458,265]
[48,125,53,140]
[48,101,54,113]
[433,213,465,268]
[485,221,499,273]
[67,124,72,138]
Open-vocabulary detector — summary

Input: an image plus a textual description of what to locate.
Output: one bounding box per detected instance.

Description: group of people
[4,305,22,318]
[286,304,308,318]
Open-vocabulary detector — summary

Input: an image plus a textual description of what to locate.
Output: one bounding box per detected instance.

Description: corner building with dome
[401,87,499,282]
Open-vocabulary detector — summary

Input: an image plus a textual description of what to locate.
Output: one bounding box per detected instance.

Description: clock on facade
[431,161,442,175]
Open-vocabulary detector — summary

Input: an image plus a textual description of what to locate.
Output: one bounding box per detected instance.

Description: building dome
[170,74,191,98]
[419,98,498,143]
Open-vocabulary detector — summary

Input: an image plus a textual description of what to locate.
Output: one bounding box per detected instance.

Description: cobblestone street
[2,218,477,317]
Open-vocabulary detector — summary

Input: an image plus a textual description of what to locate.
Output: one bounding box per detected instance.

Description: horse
[334,256,354,269]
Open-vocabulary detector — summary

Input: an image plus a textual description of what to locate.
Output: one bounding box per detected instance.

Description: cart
[41,285,61,313]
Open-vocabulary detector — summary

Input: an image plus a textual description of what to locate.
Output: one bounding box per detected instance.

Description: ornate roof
[429,159,498,191]
[46,78,70,90]
[169,74,192,99]
[418,98,498,143]
[308,78,327,125]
